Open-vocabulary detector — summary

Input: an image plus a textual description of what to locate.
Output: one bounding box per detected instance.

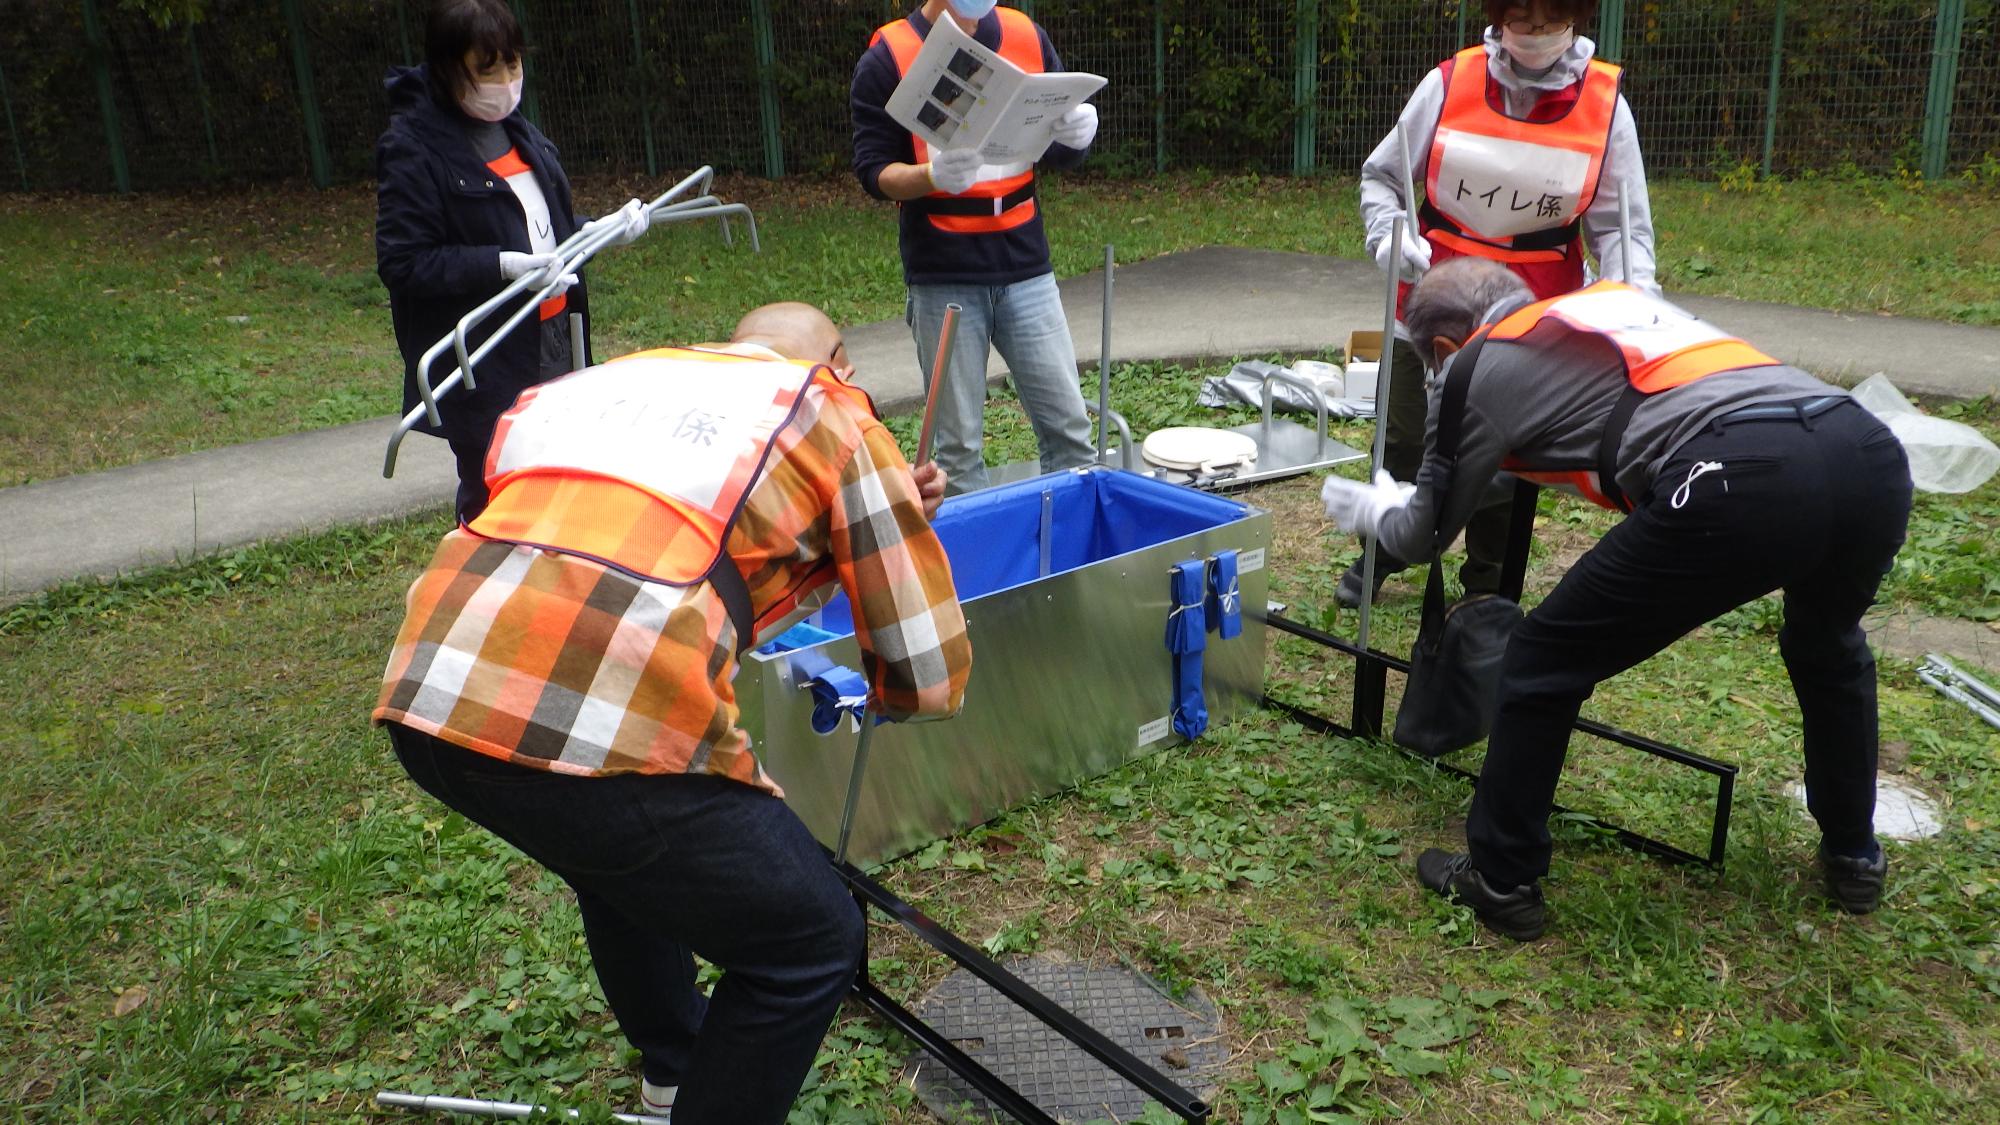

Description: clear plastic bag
[1849,373,2000,494]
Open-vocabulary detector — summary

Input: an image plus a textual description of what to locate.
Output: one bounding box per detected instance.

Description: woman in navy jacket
[375,0,641,519]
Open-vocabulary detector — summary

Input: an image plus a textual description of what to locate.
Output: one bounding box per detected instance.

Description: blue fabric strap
[787,649,870,735]
[1206,550,1241,640]
[1167,559,1209,740]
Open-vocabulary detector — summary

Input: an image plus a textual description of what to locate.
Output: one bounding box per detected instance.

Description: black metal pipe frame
[833,858,1211,1124]
[1261,611,1738,870]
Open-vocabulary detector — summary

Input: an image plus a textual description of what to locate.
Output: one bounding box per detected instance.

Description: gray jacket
[1375,302,1840,564]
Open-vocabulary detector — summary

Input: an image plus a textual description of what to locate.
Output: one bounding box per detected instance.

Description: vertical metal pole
[1292,0,1319,175]
[1921,0,1966,181]
[1154,0,1167,173]
[1098,245,1114,462]
[188,26,219,174]
[1596,0,1624,62]
[626,0,658,176]
[1355,212,1402,654]
[750,0,785,178]
[396,0,414,66]
[507,0,542,126]
[280,0,330,188]
[915,304,962,468]
[1618,181,1633,285]
[834,715,880,868]
[568,312,587,372]
[79,0,131,194]
[1761,0,1785,179]
[1455,0,1468,48]
[0,56,26,192]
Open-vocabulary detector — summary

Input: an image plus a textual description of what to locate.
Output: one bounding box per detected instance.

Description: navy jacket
[375,65,591,443]
[850,8,1090,286]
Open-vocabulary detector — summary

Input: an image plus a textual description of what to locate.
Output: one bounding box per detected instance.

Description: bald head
[730,302,843,366]
[1403,258,1532,370]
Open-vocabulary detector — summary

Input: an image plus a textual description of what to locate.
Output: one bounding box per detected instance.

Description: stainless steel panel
[744,507,1271,869]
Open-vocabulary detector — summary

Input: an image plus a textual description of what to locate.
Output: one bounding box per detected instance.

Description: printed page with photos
[884,16,1107,165]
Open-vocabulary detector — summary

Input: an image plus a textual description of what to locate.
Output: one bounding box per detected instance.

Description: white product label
[1238,547,1266,574]
[1137,716,1172,747]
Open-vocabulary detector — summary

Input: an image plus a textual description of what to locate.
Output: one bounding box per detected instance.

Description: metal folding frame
[382,165,762,477]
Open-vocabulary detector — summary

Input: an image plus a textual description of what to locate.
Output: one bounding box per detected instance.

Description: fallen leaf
[113,986,149,1017]
[1161,1046,1190,1069]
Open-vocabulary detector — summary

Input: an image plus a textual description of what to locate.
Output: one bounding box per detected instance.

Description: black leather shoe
[1820,845,1887,915]
[1416,849,1546,941]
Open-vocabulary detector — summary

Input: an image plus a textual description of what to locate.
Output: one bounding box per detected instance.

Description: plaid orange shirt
[374,356,971,795]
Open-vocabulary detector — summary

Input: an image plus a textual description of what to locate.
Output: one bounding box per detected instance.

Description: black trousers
[388,725,864,1125]
[1466,399,1913,888]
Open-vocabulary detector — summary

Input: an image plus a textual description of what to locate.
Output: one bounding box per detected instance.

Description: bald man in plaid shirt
[375,303,970,1125]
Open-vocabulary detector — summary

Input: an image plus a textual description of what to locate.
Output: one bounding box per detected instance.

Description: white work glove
[1321,470,1417,539]
[608,198,650,246]
[1370,226,1432,283]
[1050,103,1098,150]
[928,148,984,195]
[497,250,576,298]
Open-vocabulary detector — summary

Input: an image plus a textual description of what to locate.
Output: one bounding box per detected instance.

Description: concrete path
[6,246,1996,600]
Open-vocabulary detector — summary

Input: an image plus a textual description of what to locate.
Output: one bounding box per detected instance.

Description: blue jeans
[387,725,864,1125]
[908,272,1096,493]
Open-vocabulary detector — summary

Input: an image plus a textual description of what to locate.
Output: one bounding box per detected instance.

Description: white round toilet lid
[1141,427,1259,472]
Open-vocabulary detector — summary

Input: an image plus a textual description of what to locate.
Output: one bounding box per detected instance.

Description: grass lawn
[2,360,1996,1122]
[2,171,1996,486]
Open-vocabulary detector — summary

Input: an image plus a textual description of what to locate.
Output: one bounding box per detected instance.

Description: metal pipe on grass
[375,1090,668,1124]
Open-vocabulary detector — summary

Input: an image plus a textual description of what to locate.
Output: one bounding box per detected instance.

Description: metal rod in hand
[914,303,961,468]
[374,1090,669,1125]
[1397,122,1417,227]
[833,709,880,868]
[1356,212,1405,654]
[1618,180,1634,285]
[1098,243,1115,463]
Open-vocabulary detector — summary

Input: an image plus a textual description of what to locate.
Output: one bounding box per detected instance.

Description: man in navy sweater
[851,0,1100,493]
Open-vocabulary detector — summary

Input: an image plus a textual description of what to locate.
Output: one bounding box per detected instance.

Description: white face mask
[459,77,522,123]
[1500,26,1574,70]
[946,0,997,18]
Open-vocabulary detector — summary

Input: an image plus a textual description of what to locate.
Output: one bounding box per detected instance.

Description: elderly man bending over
[375,302,971,1123]
[1322,258,1910,941]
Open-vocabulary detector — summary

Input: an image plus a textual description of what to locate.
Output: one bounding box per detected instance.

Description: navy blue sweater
[850,8,1091,286]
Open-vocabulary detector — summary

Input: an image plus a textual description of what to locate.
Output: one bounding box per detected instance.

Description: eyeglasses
[1503,15,1573,34]
[829,339,853,376]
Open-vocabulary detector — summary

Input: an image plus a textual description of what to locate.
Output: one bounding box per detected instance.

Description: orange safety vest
[872,9,1043,234]
[1481,282,1782,510]
[1423,45,1621,264]
[468,347,875,645]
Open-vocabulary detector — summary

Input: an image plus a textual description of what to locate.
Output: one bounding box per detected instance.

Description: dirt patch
[1863,607,2000,677]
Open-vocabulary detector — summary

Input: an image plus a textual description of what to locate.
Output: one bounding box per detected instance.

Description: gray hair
[1403,258,1532,370]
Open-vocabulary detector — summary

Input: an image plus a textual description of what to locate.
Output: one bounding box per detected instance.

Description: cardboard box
[1345,329,1383,365]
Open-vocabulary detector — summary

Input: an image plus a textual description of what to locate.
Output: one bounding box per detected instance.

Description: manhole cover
[904,956,1224,1124]
[1786,776,1943,840]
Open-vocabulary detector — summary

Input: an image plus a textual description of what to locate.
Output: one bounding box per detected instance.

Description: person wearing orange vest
[1323,259,1911,941]
[851,0,1100,493]
[374,303,971,1123]
[1336,0,1657,609]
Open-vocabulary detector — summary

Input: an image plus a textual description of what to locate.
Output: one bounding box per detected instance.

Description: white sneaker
[640,1079,677,1118]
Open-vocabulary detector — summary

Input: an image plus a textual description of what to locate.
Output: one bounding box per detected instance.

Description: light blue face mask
[946,0,998,18]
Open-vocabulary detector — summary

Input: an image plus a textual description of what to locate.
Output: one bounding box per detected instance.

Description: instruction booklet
[884,16,1107,165]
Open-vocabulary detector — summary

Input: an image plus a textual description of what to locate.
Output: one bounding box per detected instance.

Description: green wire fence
[0,0,1992,193]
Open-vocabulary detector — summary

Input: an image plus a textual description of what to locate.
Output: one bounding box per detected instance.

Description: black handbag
[1389,330,1529,757]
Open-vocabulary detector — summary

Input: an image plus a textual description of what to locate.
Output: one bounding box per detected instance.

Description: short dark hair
[1403,258,1531,371]
[1484,1,1600,32]
[425,0,525,104]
